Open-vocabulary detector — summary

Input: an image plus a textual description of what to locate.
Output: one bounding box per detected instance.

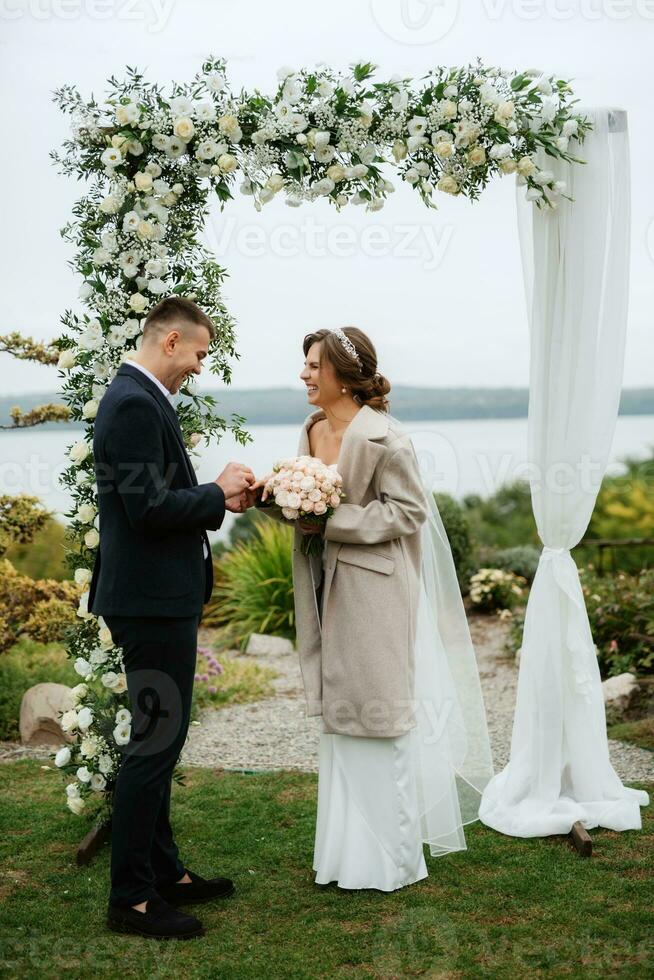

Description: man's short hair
[142,297,215,341]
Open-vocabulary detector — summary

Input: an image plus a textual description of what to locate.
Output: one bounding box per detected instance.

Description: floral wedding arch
[54,57,641,837]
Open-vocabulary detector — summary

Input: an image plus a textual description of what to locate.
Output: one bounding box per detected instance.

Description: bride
[250,326,494,891]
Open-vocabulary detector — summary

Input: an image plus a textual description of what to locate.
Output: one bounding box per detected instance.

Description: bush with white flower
[50,57,589,815]
[469,567,528,614]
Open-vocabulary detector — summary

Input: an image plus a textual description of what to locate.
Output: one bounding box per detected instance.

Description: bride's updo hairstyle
[302,327,392,413]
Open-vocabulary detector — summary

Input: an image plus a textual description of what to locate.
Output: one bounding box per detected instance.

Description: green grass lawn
[0,762,652,979]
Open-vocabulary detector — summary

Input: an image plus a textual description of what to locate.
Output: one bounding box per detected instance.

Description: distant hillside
[2,386,653,430]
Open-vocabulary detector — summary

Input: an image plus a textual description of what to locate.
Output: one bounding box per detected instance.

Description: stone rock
[19,683,75,747]
[602,672,639,718]
[245,633,294,656]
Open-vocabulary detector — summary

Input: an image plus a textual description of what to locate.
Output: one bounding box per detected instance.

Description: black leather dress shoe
[107,893,205,939]
[157,869,236,906]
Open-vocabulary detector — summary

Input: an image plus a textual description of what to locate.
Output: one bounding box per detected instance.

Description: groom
[88,296,256,939]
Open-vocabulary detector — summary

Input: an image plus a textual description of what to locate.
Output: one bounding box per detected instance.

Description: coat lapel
[297,404,389,505]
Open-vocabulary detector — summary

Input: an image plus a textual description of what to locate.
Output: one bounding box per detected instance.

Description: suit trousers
[103,614,200,907]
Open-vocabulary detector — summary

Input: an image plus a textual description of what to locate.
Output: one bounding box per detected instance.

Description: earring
[341,387,347,394]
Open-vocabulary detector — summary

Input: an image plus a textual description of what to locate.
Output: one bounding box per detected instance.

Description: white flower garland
[50,57,590,816]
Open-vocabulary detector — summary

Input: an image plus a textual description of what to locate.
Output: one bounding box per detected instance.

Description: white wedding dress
[312,547,429,891]
[310,482,494,891]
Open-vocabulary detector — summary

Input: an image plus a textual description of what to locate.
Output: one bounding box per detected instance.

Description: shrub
[432,492,475,593]
[205,520,295,649]
[0,559,79,654]
[464,479,539,552]
[490,545,542,584]
[507,566,654,678]
[5,516,69,581]
[469,567,527,613]
[581,566,654,677]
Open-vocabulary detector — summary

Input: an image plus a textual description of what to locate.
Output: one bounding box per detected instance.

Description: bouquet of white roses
[264,454,345,556]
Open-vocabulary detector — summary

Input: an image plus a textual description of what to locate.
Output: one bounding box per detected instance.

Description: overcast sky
[1,0,652,397]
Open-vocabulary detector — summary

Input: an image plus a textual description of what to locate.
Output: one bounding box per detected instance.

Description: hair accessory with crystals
[332,328,363,370]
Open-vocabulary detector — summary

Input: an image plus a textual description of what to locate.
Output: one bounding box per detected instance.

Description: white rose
[134,171,153,192]
[69,440,90,466]
[82,399,98,420]
[77,766,92,782]
[60,709,78,732]
[173,117,195,141]
[99,194,120,214]
[218,114,242,140]
[517,156,537,177]
[434,140,454,159]
[116,102,138,125]
[313,177,335,196]
[500,158,517,174]
[467,146,486,167]
[326,164,346,183]
[74,656,92,679]
[71,683,88,704]
[437,175,459,195]
[56,348,76,370]
[84,528,100,549]
[76,503,96,524]
[115,707,131,726]
[90,773,107,792]
[281,507,299,520]
[55,746,71,767]
[494,101,515,125]
[313,500,327,516]
[392,140,408,163]
[440,99,458,121]
[77,707,94,732]
[404,168,419,185]
[67,795,86,815]
[129,293,148,313]
[217,153,237,173]
[562,118,578,137]
[351,164,368,178]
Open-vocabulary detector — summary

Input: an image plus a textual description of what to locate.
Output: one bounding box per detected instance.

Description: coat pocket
[336,543,395,575]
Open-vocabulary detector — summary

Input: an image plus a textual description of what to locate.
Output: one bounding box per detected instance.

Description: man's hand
[215,462,256,500]
[225,490,251,514]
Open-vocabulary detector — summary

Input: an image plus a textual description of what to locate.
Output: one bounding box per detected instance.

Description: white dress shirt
[126,360,210,559]
[127,359,174,402]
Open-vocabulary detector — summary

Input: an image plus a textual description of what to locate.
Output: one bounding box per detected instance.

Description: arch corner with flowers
[49,56,592,825]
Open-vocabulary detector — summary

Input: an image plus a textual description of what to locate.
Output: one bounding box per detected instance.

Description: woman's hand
[298,519,322,535]
[248,472,274,502]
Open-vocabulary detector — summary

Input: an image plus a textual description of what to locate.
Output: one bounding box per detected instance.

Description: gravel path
[181,614,654,784]
[5,614,652,785]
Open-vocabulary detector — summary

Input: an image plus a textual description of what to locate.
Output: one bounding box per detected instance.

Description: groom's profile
[88,296,256,939]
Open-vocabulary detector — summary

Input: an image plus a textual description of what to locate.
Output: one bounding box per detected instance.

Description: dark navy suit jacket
[88,363,225,618]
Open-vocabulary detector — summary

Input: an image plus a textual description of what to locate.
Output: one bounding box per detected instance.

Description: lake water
[1,414,652,540]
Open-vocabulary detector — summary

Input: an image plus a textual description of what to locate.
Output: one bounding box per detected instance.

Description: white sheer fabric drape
[479,108,649,836]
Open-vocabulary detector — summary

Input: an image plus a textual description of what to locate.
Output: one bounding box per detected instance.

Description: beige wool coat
[257,403,430,737]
